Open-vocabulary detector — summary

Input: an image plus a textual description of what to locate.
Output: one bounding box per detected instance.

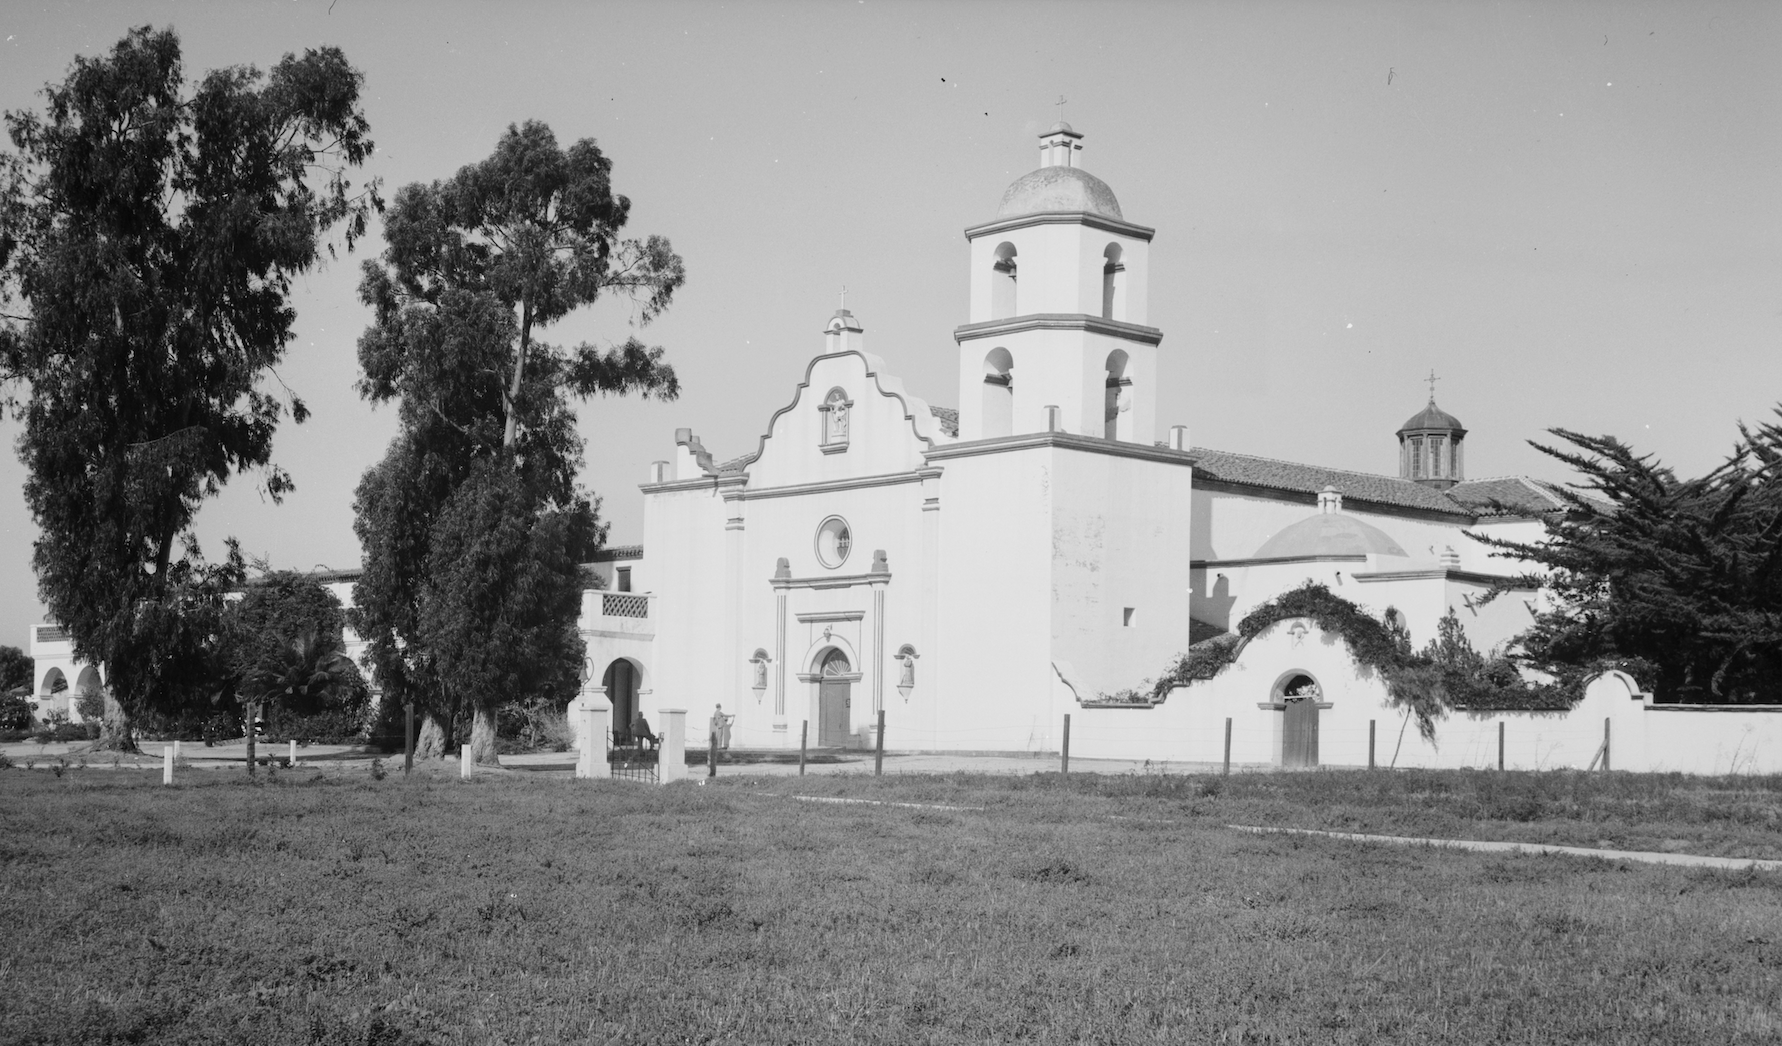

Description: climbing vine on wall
[1146,582,1617,740]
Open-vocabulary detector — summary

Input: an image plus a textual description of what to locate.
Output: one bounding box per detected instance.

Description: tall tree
[1479,413,1782,703]
[0,27,380,748]
[353,121,683,766]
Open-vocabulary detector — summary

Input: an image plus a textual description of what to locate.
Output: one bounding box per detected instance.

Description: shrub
[74,685,105,724]
[0,692,35,730]
[264,708,364,745]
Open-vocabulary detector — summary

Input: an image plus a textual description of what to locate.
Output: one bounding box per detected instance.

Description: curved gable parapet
[731,349,943,476]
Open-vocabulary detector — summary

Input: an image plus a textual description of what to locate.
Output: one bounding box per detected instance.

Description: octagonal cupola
[1398,392,1466,489]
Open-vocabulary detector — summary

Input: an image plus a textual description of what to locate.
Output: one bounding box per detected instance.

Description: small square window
[616,567,631,593]
[1122,607,1136,627]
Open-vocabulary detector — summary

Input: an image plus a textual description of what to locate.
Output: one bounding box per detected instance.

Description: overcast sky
[1,0,1779,652]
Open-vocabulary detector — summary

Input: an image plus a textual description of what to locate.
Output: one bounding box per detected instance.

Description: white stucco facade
[577,125,1612,760]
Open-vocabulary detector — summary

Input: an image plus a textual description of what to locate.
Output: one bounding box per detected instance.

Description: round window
[814,516,852,569]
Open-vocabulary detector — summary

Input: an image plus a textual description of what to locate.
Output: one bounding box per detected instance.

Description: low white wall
[1067,618,1782,775]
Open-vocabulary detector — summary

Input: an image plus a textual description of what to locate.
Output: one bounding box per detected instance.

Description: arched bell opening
[991,242,1018,319]
[1101,243,1125,320]
[982,347,1014,438]
[1103,348,1132,442]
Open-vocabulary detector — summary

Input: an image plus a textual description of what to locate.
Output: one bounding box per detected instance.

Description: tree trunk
[245,699,257,776]
[467,704,501,767]
[93,689,138,753]
[415,711,453,759]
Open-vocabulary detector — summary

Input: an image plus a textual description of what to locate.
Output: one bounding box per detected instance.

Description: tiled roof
[590,545,644,562]
[1445,477,1567,517]
[930,406,959,437]
[715,454,750,474]
[1189,447,1473,517]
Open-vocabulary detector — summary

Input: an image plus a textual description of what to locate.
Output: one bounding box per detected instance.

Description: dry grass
[2,766,1779,1044]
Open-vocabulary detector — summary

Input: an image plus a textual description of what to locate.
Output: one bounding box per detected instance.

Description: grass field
[3,766,1780,1044]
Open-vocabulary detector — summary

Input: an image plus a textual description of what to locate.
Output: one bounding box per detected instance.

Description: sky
[0,0,1778,651]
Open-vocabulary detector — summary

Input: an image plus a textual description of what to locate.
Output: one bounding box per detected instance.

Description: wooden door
[1283,698,1319,768]
[818,650,852,746]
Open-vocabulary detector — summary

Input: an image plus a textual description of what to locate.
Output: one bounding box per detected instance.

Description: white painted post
[163,744,174,785]
[659,709,687,784]
[577,704,610,779]
[460,747,472,779]
[173,739,181,762]
[288,739,297,767]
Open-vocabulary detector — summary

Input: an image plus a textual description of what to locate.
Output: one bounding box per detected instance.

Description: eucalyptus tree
[0,27,380,748]
[353,120,683,765]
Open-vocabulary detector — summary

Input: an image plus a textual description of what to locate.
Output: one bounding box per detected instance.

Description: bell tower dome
[953,124,1164,443]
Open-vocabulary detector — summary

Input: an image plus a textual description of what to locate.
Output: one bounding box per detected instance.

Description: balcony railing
[601,592,650,619]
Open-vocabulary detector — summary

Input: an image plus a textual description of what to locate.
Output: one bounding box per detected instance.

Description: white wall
[1067,618,1782,775]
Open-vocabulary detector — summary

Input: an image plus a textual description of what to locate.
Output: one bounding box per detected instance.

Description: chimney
[1317,485,1343,514]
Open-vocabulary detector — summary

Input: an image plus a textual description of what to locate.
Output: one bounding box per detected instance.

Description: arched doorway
[818,649,852,747]
[1276,672,1323,768]
[603,659,640,743]
[37,667,67,720]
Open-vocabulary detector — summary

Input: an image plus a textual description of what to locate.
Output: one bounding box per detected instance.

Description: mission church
[29,123,1579,767]
[573,122,1568,764]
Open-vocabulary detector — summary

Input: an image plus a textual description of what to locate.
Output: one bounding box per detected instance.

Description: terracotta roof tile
[1189,447,1472,516]
[1445,477,1565,516]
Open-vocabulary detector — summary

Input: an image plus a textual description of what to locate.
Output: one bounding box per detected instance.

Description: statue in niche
[824,388,850,444]
[752,658,768,690]
[898,655,916,689]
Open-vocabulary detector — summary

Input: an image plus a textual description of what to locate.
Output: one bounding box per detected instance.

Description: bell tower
[953,124,1164,443]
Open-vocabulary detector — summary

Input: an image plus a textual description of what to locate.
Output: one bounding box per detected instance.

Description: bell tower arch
[953,124,1164,443]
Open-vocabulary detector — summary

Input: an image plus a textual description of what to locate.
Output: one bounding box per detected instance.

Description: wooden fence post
[1061,713,1071,775]
[1223,717,1232,776]
[799,720,808,776]
[1498,721,1505,771]
[403,703,414,777]
[1368,719,1376,770]
[708,727,718,778]
[163,744,173,786]
[1603,717,1611,772]
[874,709,885,776]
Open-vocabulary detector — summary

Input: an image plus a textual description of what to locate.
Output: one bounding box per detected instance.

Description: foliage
[262,707,366,745]
[0,27,380,746]
[496,697,575,752]
[352,120,683,764]
[74,682,105,723]
[0,692,34,730]
[417,459,590,744]
[0,645,31,695]
[1150,584,1584,739]
[1475,415,1782,703]
[1148,634,1242,700]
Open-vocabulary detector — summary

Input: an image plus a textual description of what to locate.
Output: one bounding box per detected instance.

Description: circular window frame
[814,516,852,570]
